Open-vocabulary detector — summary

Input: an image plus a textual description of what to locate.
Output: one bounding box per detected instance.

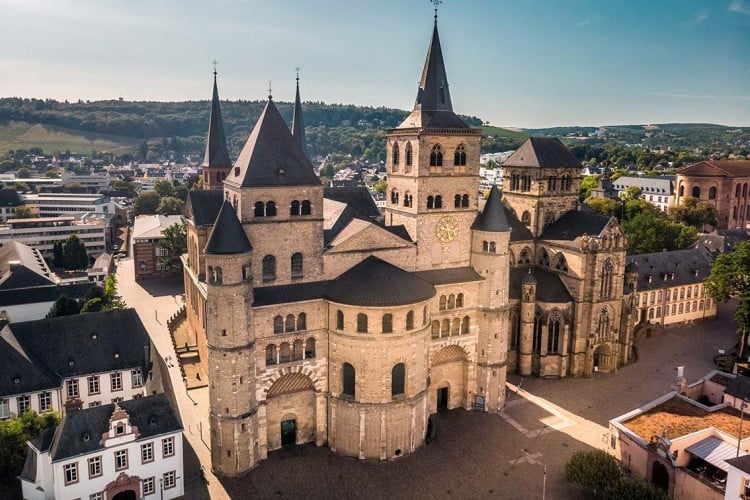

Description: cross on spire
[295,66,301,83]
[212,59,218,77]
[431,0,442,23]
[267,80,273,100]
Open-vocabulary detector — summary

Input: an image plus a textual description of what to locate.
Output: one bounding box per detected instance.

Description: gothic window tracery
[454,144,467,166]
[430,144,443,167]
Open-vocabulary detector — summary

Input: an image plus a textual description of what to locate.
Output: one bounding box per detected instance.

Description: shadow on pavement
[136,276,185,297]
[182,435,211,500]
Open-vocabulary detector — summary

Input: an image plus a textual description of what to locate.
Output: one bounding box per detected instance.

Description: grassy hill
[0,120,140,155]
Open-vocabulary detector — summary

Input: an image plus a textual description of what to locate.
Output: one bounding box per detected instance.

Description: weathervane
[212,59,218,77]
[268,80,273,100]
[431,0,442,22]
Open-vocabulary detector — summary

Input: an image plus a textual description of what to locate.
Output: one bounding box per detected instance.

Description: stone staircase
[168,306,207,390]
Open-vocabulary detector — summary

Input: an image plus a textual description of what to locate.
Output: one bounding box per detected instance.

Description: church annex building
[180,16,636,476]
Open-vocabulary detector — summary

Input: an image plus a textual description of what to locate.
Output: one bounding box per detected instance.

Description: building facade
[181,16,637,476]
[611,175,674,212]
[132,214,184,281]
[675,160,750,230]
[0,215,107,258]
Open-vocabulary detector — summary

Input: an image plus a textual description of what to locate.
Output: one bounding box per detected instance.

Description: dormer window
[277,168,286,178]
[116,424,125,435]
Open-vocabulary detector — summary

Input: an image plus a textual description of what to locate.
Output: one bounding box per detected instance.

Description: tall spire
[291,68,308,157]
[397,8,468,129]
[202,70,232,168]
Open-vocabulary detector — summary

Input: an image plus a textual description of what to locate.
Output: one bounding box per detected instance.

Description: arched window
[562,174,573,191]
[292,339,303,361]
[301,200,312,215]
[547,310,561,353]
[600,258,614,298]
[439,295,447,310]
[290,200,300,216]
[597,307,610,338]
[454,144,467,166]
[744,183,749,197]
[519,247,531,265]
[404,193,412,208]
[709,187,717,200]
[392,143,400,167]
[691,186,700,198]
[482,241,489,252]
[279,342,291,363]
[423,305,428,325]
[456,293,464,308]
[435,195,442,209]
[297,312,307,331]
[522,175,532,192]
[451,318,460,336]
[441,319,450,335]
[242,265,250,281]
[679,184,684,197]
[547,176,558,191]
[454,194,461,208]
[737,184,742,197]
[305,338,316,358]
[214,267,223,284]
[357,313,368,333]
[537,248,550,267]
[511,311,520,349]
[273,315,283,334]
[336,310,344,330]
[265,345,276,366]
[285,314,295,333]
[391,189,399,205]
[448,294,455,309]
[431,320,440,338]
[461,194,470,207]
[266,201,277,216]
[291,252,303,279]
[405,142,413,168]
[391,363,405,397]
[461,316,470,334]
[262,255,276,282]
[254,201,265,217]
[382,314,393,333]
[554,253,569,272]
[521,211,531,227]
[342,363,355,397]
[533,311,543,353]
[430,145,443,167]
[427,195,434,209]
[232,196,238,211]
[406,311,414,330]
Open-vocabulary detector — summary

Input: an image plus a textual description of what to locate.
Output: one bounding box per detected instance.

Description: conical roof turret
[205,201,252,254]
[202,72,232,168]
[471,185,510,232]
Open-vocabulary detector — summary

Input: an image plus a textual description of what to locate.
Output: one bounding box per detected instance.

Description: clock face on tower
[435,215,459,243]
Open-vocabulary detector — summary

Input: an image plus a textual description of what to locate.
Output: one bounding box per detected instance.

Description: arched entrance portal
[431,345,468,412]
[652,460,670,491]
[592,345,613,373]
[265,372,316,451]
[113,491,137,500]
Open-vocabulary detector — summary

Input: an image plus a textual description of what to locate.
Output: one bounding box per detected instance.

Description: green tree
[668,197,718,230]
[623,210,697,254]
[11,205,36,219]
[373,179,387,194]
[138,141,149,160]
[580,175,599,201]
[586,197,618,217]
[705,242,750,358]
[564,450,622,495]
[619,185,642,202]
[157,196,184,215]
[158,222,187,271]
[80,297,104,313]
[52,241,63,267]
[602,476,667,500]
[16,167,30,178]
[0,410,60,481]
[153,179,175,198]
[62,234,89,270]
[47,294,81,317]
[131,191,161,216]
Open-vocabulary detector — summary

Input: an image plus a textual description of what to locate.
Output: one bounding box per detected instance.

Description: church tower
[291,72,308,158]
[202,70,233,191]
[204,201,257,476]
[385,14,482,270]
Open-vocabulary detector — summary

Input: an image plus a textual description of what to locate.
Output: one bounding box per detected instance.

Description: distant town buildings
[0,214,108,258]
[0,190,25,222]
[612,175,675,212]
[132,214,184,281]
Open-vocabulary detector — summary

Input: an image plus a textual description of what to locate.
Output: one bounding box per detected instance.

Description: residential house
[612,176,675,212]
[132,214,184,281]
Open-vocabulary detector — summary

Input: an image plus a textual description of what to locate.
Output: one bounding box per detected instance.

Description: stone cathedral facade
[181,18,636,476]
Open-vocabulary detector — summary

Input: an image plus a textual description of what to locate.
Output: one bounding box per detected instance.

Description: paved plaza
[115,254,739,500]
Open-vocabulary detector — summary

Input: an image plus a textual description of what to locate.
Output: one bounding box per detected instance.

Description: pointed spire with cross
[267,80,273,101]
[212,59,218,78]
[431,0,442,23]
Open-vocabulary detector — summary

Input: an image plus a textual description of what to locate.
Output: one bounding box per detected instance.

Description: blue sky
[1,0,748,128]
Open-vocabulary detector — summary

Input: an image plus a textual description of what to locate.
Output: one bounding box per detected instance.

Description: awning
[685,436,741,472]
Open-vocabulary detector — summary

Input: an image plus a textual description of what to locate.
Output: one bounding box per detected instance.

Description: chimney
[8,260,20,272]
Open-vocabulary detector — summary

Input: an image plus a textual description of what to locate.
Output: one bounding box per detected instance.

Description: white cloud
[730,0,750,14]
[575,18,591,28]
[694,10,709,23]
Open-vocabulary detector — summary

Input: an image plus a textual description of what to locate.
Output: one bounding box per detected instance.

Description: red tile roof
[677,160,750,177]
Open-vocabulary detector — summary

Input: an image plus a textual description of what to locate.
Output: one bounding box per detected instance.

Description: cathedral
[181,15,635,476]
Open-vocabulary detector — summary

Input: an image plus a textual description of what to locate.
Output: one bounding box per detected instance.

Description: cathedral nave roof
[509,267,572,303]
[540,211,611,241]
[503,137,582,169]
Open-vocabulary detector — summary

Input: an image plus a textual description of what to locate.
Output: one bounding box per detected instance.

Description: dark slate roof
[51,393,181,462]
[0,241,53,290]
[509,267,572,303]
[415,267,483,286]
[20,428,55,481]
[0,282,94,308]
[541,211,611,241]
[6,309,151,379]
[253,280,330,307]
[291,78,308,157]
[20,448,37,481]
[521,269,538,285]
[626,248,713,292]
[397,22,469,130]
[229,99,320,188]
[202,75,232,168]
[324,187,381,221]
[186,189,224,227]
[726,454,750,474]
[0,189,24,207]
[204,201,252,255]
[325,256,435,306]
[725,375,750,401]
[383,224,413,242]
[472,185,510,232]
[503,137,582,169]
[503,205,534,242]
[0,326,59,397]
